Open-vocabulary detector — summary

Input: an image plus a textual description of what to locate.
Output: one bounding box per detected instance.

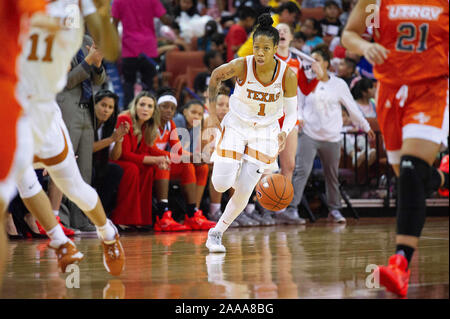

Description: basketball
[255,174,294,211]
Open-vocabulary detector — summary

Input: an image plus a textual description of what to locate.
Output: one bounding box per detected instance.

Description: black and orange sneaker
[184,210,217,230]
[376,254,411,298]
[154,211,191,232]
[49,240,84,273]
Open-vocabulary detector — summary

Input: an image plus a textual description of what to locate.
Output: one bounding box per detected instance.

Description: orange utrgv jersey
[373,0,449,84]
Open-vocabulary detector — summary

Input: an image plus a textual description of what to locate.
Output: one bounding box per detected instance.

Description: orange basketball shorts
[376,76,449,164]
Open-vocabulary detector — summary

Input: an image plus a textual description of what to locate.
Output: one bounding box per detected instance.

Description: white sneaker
[328,210,346,223]
[206,229,226,253]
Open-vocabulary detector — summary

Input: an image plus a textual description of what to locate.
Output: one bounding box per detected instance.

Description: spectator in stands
[287,44,374,224]
[339,0,356,26]
[152,90,216,231]
[210,33,227,61]
[173,100,210,208]
[301,18,324,49]
[336,57,357,87]
[194,50,233,98]
[225,6,257,62]
[351,78,377,118]
[198,20,218,51]
[112,0,173,108]
[56,35,106,232]
[234,0,271,16]
[110,91,170,231]
[90,90,127,218]
[292,31,311,54]
[174,0,199,20]
[341,107,376,168]
[320,0,342,39]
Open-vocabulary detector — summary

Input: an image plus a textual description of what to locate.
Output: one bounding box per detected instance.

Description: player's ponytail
[253,13,280,46]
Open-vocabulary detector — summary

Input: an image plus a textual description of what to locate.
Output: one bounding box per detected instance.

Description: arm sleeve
[338,81,371,133]
[297,66,319,95]
[115,116,146,164]
[281,96,298,135]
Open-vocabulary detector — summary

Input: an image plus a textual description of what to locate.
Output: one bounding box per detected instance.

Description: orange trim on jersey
[252,56,281,87]
[244,146,277,164]
[216,127,243,161]
[33,128,69,166]
[236,57,248,86]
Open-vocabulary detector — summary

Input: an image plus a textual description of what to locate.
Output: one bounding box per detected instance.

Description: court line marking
[420,236,449,241]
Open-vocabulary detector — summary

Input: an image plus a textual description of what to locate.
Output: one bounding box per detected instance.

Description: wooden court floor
[1,217,448,299]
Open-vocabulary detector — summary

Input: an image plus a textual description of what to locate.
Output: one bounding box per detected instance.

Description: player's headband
[157,95,178,106]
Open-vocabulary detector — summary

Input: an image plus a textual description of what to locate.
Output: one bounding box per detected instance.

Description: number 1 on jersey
[258,103,266,116]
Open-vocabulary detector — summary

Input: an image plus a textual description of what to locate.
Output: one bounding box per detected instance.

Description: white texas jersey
[229,55,288,126]
[17,0,96,108]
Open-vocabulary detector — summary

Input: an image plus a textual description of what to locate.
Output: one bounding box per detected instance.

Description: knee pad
[397,155,429,237]
[17,166,43,199]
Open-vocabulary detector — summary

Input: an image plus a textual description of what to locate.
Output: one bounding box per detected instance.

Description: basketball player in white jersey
[14,0,124,276]
[206,14,299,253]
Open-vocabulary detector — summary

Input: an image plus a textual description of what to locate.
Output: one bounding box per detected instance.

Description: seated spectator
[174,0,214,42]
[194,50,233,97]
[292,31,311,54]
[198,20,218,51]
[173,100,210,208]
[351,78,377,118]
[302,0,342,8]
[339,0,354,26]
[320,0,342,39]
[301,18,324,49]
[90,90,127,218]
[210,33,227,61]
[336,57,357,87]
[225,6,257,62]
[202,87,233,222]
[234,0,271,17]
[110,91,170,230]
[341,107,376,167]
[153,90,216,231]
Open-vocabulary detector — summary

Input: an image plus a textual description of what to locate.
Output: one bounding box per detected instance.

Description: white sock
[47,224,69,248]
[96,219,117,243]
[53,210,59,216]
[245,203,255,214]
[209,203,221,214]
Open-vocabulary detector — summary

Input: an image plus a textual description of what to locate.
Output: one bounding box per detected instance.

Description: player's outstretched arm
[341,0,389,65]
[208,58,245,128]
[84,0,120,62]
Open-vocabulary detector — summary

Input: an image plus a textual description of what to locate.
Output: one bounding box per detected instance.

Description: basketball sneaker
[236,211,259,226]
[184,210,216,230]
[274,207,306,225]
[36,216,76,236]
[246,209,273,226]
[376,254,411,298]
[154,211,191,232]
[328,210,346,223]
[102,233,125,276]
[206,229,226,253]
[49,240,84,273]
[207,209,223,222]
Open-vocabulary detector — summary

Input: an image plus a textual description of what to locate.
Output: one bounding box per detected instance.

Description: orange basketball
[255,174,294,211]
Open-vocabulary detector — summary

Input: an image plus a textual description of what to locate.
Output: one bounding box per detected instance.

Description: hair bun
[257,13,273,29]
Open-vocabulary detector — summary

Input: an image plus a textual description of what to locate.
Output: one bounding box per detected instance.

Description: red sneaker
[154,211,191,232]
[376,254,411,298]
[36,216,75,237]
[184,210,217,230]
[438,155,449,197]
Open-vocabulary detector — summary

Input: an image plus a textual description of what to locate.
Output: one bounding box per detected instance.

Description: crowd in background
[5,0,449,239]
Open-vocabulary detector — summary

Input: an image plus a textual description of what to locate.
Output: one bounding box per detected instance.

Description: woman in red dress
[110,91,170,229]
